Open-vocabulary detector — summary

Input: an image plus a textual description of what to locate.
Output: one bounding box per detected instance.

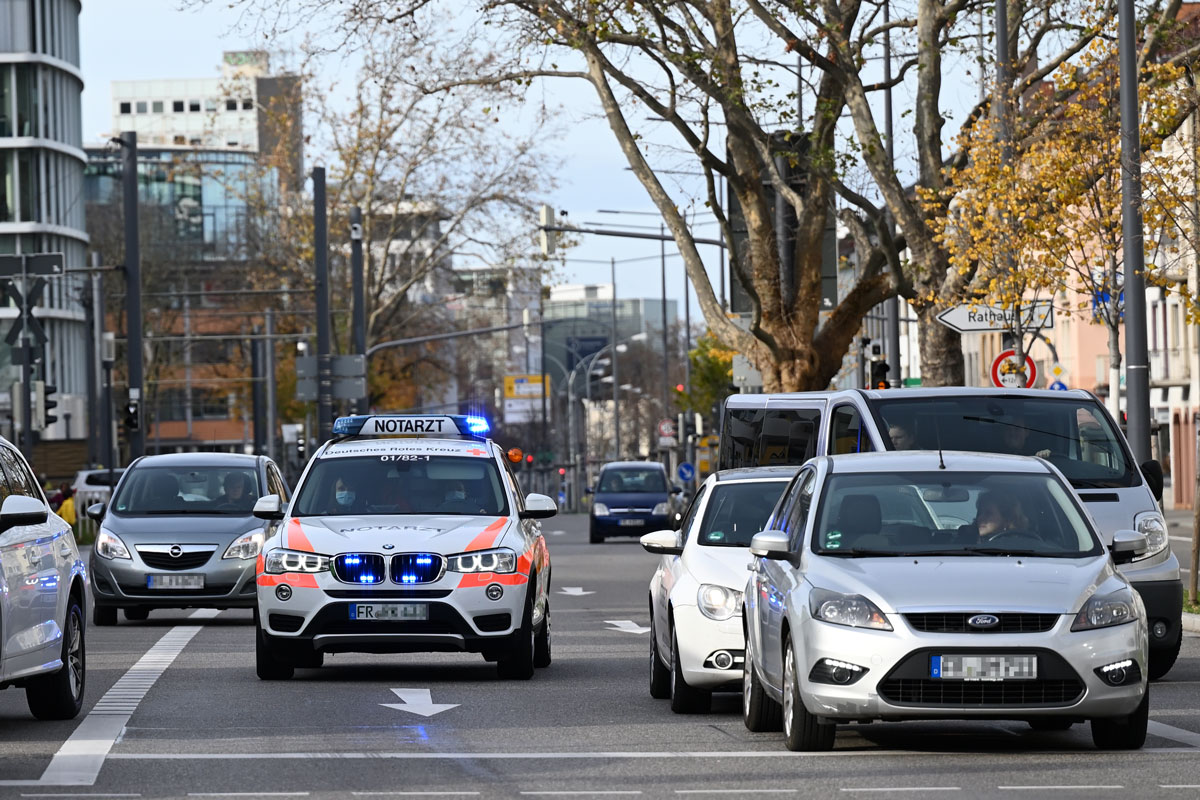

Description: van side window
[719,408,822,469]
[787,470,817,550]
[830,405,874,455]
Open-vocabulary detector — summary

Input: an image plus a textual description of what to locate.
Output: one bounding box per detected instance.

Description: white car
[252,414,555,680]
[641,467,797,713]
[743,451,1149,751]
[0,437,88,719]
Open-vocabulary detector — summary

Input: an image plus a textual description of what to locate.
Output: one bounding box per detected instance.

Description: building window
[173,100,185,112]
[119,101,132,115]
[189,100,200,112]
[173,135,187,144]
[242,99,253,110]
[189,137,201,145]
[204,99,217,112]
[135,101,147,113]
[152,101,164,113]
[226,99,237,111]
[226,139,238,147]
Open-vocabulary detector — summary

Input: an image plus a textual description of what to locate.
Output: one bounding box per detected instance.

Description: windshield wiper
[960,547,1047,557]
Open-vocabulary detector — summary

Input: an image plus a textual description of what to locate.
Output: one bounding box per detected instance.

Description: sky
[77,0,716,326]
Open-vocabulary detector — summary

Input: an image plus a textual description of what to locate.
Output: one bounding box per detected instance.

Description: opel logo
[382,544,395,550]
[968,613,1000,629]
[169,545,183,558]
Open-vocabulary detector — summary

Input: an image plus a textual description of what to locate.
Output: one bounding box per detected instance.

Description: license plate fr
[931,654,1037,680]
[619,519,644,527]
[349,603,428,621]
[146,574,205,590]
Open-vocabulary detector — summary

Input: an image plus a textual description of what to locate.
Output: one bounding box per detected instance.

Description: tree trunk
[1107,324,1122,419]
[916,306,966,386]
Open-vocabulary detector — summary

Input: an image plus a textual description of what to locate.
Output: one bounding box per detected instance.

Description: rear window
[597,467,667,494]
[718,407,821,469]
[85,470,124,487]
[696,480,790,546]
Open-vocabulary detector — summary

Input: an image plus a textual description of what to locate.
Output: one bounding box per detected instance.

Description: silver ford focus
[743,451,1149,752]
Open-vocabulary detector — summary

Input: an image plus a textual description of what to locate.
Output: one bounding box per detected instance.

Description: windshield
[597,467,667,494]
[870,396,1136,489]
[810,471,1102,558]
[293,455,509,517]
[696,480,790,547]
[111,466,261,516]
[718,407,820,469]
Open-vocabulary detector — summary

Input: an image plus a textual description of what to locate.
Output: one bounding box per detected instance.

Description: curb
[1184,612,1200,634]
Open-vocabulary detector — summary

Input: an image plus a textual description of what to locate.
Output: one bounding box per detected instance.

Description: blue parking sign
[1050,380,1068,391]
[677,462,695,482]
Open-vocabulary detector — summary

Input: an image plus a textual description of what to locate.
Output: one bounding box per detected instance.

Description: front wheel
[92,605,117,627]
[1091,688,1149,750]
[782,637,834,751]
[589,525,604,544]
[669,628,711,714]
[742,626,781,732]
[255,622,294,681]
[497,585,536,680]
[648,614,670,699]
[26,599,86,720]
[534,600,552,669]
[1148,628,1182,681]
[124,607,149,622]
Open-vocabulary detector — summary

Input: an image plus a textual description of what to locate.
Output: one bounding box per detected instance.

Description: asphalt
[1,513,1198,799]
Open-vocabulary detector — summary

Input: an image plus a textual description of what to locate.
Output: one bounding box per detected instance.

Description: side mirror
[521,493,558,520]
[0,494,49,533]
[671,485,683,495]
[1140,459,1163,503]
[253,494,285,521]
[640,529,683,556]
[86,502,107,521]
[749,530,792,560]
[1109,529,1148,565]
[585,487,594,495]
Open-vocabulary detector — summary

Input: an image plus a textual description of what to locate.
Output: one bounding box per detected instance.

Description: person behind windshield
[215,472,254,511]
[888,422,916,450]
[437,479,473,513]
[331,475,365,514]
[1000,416,1052,459]
[958,490,1029,542]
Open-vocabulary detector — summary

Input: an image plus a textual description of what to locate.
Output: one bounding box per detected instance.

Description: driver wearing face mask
[332,476,362,513]
[437,479,474,513]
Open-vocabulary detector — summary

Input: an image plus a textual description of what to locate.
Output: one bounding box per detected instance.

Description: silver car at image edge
[743,450,1149,752]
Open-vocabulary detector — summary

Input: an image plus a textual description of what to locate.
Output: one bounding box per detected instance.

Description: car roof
[713,466,800,482]
[600,461,667,471]
[725,387,1093,407]
[132,452,262,468]
[826,450,1054,474]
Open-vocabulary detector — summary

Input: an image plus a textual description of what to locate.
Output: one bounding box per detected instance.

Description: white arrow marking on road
[549,530,566,536]
[604,619,650,635]
[558,586,595,596]
[380,688,460,717]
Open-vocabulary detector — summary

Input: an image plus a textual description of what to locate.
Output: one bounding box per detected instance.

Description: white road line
[1160,786,1200,789]
[187,794,310,798]
[998,787,1123,791]
[840,790,960,794]
[351,794,481,797]
[521,794,642,797]
[1149,721,1200,748]
[0,609,219,788]
[676,792,798,796]
[20,795,142,798]
[1170,535,1192,543]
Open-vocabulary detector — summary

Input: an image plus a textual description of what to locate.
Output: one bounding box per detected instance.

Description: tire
[123,607,149,621]
[497,584,536,680]
[669,628,711,714]
[1148,627,1182,681]
[589,525,604,544]
[648,614,670,699]
[742,625,782,732]
[293,649,324,669]
[1028,718,1074,731]
[782,635,834,751]
[92,605,117,627]
[26,598,86,720]
[534,600,552,669]
[255,622,294,681]
[1091,687,1149,750]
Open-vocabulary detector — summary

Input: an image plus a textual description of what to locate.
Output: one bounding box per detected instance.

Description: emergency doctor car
[251,414,555,681]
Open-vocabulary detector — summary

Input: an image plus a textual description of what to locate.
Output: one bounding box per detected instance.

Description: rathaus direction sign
[935,301,1055,334]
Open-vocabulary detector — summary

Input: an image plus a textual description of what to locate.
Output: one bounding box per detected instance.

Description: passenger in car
[958,490,1030,542]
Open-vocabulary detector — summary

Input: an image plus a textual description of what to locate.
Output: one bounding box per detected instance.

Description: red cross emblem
[465,448,487,456]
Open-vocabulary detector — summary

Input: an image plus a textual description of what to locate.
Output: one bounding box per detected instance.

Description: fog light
[810,657,867,685]
[485,583,504,601]
[1152,620,1168,639]
[1096,659,1138,687]
[712,650,734,670]
[275,585,292,602]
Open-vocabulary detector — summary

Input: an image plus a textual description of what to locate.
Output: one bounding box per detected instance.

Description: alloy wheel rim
[783,647,794,737]
[742,637,753,718]
[67,611,83,699]
[670,635,677,696]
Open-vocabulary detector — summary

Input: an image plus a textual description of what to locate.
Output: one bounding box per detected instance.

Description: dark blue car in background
[588,461,681,544]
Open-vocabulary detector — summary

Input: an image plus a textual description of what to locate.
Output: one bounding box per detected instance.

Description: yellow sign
[503,374,550,400]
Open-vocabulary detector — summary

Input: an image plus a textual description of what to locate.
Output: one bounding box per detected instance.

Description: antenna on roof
[938,448,946,470]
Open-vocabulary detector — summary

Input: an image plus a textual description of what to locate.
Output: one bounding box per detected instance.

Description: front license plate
[931,655,1037,681]
[349,603,428,621]
[146,574,204,590]
[619,519,644,527]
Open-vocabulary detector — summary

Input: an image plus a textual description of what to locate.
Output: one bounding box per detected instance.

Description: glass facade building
[0,0,90,441]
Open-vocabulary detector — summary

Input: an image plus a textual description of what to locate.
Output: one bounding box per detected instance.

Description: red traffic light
[558,468,566,476]
[675,383,685,392]
[525,454,534,463]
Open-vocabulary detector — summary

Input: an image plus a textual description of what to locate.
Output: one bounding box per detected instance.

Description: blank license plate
[350,603,428,621]
[146,574,204,590]
[931,655,1037,680]
[619,519,644,527]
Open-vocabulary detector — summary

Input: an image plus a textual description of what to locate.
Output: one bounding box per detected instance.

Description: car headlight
[95,530,130,560]
[809,588,892,631]
[592,502,610,516]
[223,531,265,560]
[652,502,670,516]
[1072,586,1140,631]
[447,547,517,574]
[1133,512,1167,559]
[698,584,742,620]
[263,548,329,574]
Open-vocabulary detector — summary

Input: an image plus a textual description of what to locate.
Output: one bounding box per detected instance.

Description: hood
[683,544,753,590]
[594,491,666,509]
[805,554,1117,614]
[103,513,262,543]
[284,514,512,556]
[1074,487,1159,542]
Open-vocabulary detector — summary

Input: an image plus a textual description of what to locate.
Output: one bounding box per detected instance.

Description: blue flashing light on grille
[401,574,417,584]
[333,553,386,584]
[416,556,432,565]
[391,553,443,584]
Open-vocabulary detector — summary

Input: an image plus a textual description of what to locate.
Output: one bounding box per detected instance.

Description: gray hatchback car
[87,452,290,625]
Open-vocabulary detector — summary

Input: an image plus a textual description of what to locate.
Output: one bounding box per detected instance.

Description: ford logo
[968,613,1000,629]
[169,545,183,558]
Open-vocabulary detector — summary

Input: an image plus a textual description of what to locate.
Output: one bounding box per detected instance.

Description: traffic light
[41,382,58,428]
[870,360,890,390]
[557,467,566,476]
[124,399,141,432]
[296,436,307,463]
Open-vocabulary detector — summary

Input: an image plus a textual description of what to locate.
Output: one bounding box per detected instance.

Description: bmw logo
[382,544,395,550]
[169,545,183,558]
[968,613,1000,629]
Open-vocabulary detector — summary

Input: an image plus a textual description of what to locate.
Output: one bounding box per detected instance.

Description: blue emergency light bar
[332,414,491,439]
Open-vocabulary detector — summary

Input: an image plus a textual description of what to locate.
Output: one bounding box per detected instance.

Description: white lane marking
[1149,721,1200,748]
[20,795,142,798]
[0,609,219,788]
[1160,786,1200,789]
[187,794,309,798]
[549,530,566,536]
[603,619,650,635]
[351,793,481,797]
[1169,535,1191,543]
[998,787,1123,791]
[840,790,960,793]
[106,748,1200,760]
[558,587,595,596]
[677,791,798,795]
[521,794,642,797]
[380,688,459,717]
